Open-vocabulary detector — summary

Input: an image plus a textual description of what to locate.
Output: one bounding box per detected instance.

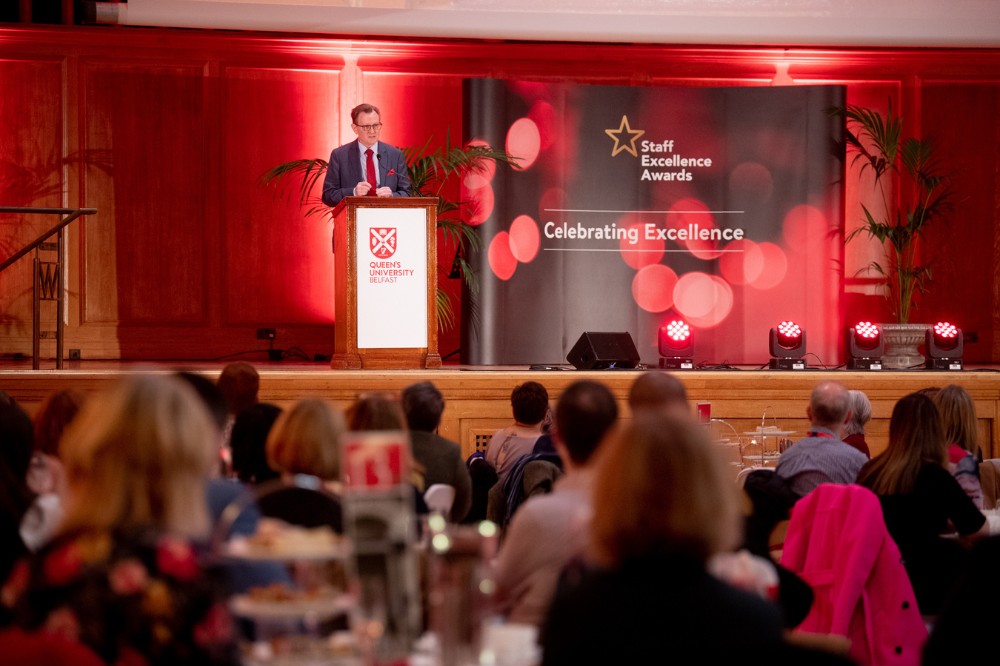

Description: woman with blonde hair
[266,398,346,482]
[257,398,347,531]
[933,384,983,508]
[1,374,236,665]
[857,391,987,615]
[542,412,801,664]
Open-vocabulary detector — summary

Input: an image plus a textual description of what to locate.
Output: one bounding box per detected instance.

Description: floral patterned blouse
[1,526,238,665]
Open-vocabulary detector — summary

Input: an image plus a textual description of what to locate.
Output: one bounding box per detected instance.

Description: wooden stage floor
[3,360,999,460]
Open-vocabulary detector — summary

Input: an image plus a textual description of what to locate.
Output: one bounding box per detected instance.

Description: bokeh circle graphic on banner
[631,264,679,313]
[488,231,518,280]
[782,204,829,253]
[618,213,664,270]
[506,118,541,170]
[719,238,764,286]
[673,272,734,328]
[746,242,788,290]
[667,197,723,261]
[508,214,540,263]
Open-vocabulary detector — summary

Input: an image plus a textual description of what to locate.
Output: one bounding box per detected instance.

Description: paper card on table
[342,430,411,491]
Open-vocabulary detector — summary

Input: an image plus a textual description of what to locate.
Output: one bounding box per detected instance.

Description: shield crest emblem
[370,227,397,259]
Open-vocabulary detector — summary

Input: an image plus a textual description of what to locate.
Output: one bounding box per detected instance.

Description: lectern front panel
[354,206,428,349]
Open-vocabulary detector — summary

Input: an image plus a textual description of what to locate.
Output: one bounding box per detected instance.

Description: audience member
[1,374,238,665]
[176,371,256,520]
[347,392,429,514]
[542,412,820,664]
[495,380,618,627]
[485,381,549,480]
[530,406,557,456]
[933,384,984,509]
[216,362,260,479]
[230,403,283,485]
[173,374,289,595]
[346,391,408,433]
[267,398,346,482]
[28,388,84,496]
[857,391,988,615]
[216,361,260,416]
[841,389,872,458]
[774,381,867,497]
[401,382,472,521]
[261,398,347,531]
[0,401,36,584]
[627,370,689,415]
[923,535,1000,664]
[176,371,230,434]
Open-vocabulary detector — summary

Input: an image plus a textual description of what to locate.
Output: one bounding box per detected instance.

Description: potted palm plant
[838,103,956,368]
[261,138,519,330]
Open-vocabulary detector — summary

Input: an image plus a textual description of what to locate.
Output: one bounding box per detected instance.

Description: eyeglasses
[355,123,382,132]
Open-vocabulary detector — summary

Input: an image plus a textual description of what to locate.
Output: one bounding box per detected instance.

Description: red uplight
[933,321,959,350]
[926,322,963,368]
[853,321,881,350]
[776,320,802,348]
[659,319,694,357]
[665,320,690,343]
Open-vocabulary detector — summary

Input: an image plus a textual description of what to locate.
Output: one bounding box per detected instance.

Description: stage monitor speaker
[567,332,640,370]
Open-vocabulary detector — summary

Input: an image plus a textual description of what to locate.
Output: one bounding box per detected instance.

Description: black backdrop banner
[461,79,845,367]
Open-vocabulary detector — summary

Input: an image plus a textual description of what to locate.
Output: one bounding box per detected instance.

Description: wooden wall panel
[82,61,210,325]
[220,66,341,326]
[920,82,1000,362]
[0,57,64,349]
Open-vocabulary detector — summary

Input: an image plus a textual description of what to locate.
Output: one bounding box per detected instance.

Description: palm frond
[260,158,329,210]
[837,100,955,323]
[436,288,455,331]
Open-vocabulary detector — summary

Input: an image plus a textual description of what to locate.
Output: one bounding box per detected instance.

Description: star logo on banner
[605,115,645,157]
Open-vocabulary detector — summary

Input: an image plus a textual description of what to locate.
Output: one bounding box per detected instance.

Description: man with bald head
[775,381,868,497]
[628,371,689,416]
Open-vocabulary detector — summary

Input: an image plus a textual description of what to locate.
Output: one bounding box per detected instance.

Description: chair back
[424,483,456,516]
[465,456,499,523]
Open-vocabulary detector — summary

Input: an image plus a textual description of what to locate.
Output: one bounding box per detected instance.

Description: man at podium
[322,102,412,206]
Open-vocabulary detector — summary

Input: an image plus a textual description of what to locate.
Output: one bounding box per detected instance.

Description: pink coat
[780,484,927,666]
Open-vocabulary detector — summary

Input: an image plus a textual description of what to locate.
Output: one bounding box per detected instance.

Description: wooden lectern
[330,196,441,369]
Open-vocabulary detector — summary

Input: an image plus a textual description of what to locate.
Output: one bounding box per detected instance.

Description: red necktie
[365,148,377,192]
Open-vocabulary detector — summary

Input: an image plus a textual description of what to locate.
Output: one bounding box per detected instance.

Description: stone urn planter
[879,323,931,369]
